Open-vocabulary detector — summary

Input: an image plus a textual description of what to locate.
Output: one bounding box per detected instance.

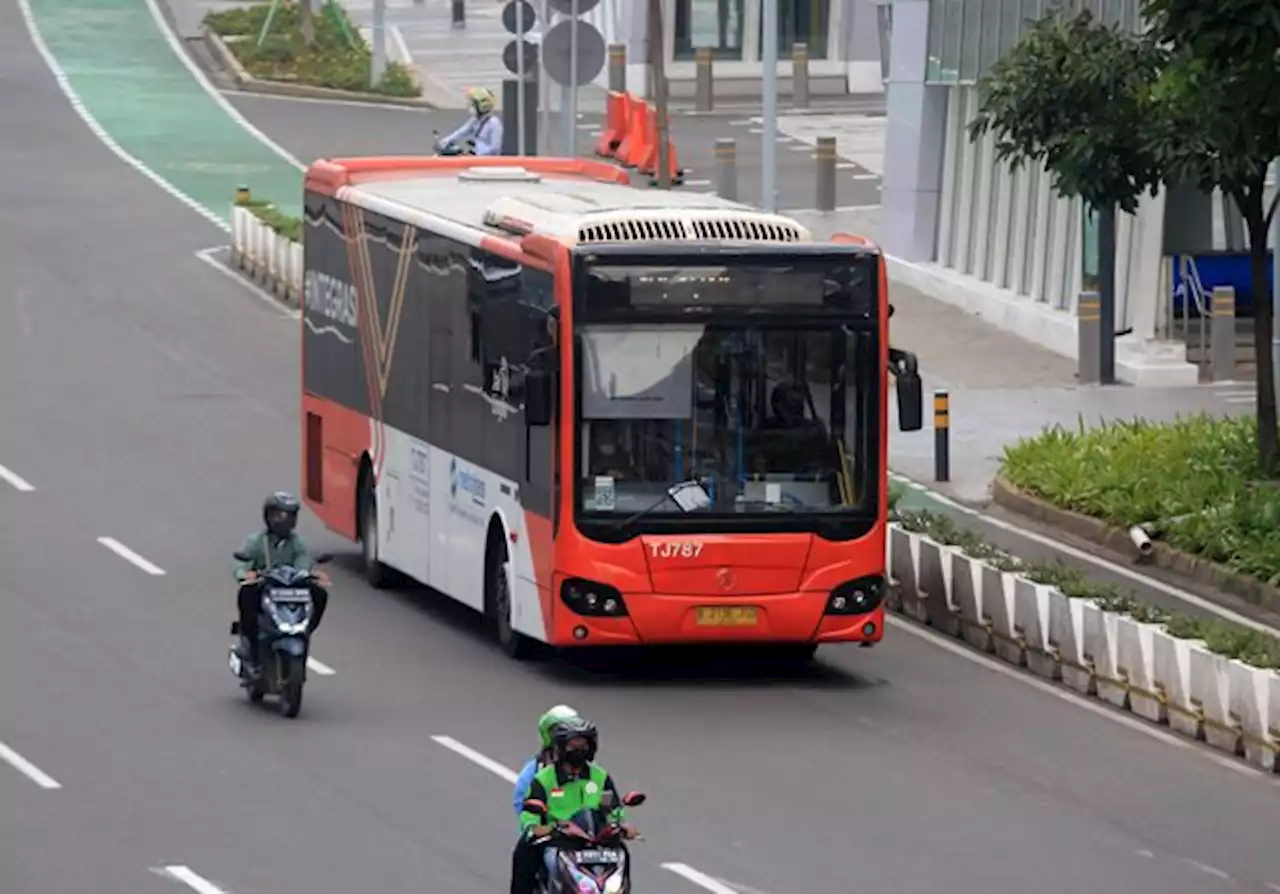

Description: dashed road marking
[96,537,166,576]
[0,739,61,790]
[0,462,35,493]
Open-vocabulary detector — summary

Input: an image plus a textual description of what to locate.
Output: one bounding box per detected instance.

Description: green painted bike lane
[28,0,303,222]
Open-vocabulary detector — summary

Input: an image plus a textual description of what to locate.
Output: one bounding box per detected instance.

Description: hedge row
[893,507,1280,669]
[238,196,302,242]
[205,1,419,98]
[1001,413,1280,586]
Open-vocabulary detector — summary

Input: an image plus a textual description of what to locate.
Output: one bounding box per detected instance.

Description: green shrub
[1001,413,1280,586]
[238,197,302,242]
[205,1,421,98]
[894,507,1280,669]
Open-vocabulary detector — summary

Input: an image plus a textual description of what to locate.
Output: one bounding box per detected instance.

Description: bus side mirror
[889,347,923,432]
[525,369,553,427]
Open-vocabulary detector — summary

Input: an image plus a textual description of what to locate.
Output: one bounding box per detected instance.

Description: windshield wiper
[606,479,710,535]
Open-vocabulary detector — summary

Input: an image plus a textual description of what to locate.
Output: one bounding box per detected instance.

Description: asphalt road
[3,7,1280,893]
[223,93,883,211]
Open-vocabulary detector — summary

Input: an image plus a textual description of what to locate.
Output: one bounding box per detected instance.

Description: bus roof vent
[577,209,811,245]
[459,166,543,183]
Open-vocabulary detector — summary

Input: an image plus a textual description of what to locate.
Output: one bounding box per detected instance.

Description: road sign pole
[371,0,386,84]
[567,0,578,157]
[761,0,778,211]
[516,2,526,154]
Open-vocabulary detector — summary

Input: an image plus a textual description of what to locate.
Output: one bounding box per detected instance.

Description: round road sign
[541,18,605,87]
[501,0,538,35]
[503,39,540,76]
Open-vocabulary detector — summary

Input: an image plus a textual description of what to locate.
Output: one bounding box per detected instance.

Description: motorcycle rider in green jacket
[516,717,637,889]
[234,491,330,671]
[510,705,582,894]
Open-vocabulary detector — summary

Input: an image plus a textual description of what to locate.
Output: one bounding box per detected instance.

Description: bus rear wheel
[486,541,532,661]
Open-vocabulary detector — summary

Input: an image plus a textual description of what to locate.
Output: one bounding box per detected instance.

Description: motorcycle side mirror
[621,791,646,807]
[314,553,334,564]
[233,551,251,561]
[522,798,549,817]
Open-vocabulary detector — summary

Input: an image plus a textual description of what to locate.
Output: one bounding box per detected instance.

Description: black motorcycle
[522,790,646,893]
[228,552,331,718]
[432,129,474,156]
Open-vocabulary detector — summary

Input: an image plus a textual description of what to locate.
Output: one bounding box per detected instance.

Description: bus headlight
[560,578,628,617]
[825,576,884,615]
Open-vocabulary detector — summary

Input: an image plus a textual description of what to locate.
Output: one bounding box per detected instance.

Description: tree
[1141,0,1280,473]
[968,7,1167,385]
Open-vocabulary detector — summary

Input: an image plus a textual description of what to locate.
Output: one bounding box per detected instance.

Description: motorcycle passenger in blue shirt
[509,704,581,894]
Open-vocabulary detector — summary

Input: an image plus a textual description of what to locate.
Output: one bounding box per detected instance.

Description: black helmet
[263,491,300,538]
[551,716,598,765]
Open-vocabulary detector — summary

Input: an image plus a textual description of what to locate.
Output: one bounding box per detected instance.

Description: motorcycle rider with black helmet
[234,491,330,673]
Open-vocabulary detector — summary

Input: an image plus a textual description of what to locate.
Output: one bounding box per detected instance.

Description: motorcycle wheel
[279,655,305,718]
[280,679,304,718]
[247,683,265,704]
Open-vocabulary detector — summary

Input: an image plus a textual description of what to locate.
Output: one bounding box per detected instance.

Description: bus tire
[486,534,532,661]
[358,473,394,590]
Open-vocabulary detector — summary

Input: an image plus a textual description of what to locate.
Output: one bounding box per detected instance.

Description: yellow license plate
[695,606,758,627]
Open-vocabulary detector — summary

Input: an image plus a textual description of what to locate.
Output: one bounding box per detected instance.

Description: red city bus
[300,155,922,660]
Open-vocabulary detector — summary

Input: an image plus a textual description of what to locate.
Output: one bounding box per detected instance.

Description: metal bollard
[792,42,809,109]
[1210,285,1237,381]
[714,138,737,200]
[815,136,836,211]
[695,47,714,112]
[451,0,464,29]
[1077,291,1102,384]
[608,43,626,93]
[933,390,950,483]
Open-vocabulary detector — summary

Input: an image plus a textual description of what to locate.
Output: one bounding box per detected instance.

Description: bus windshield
[575,320,878,531]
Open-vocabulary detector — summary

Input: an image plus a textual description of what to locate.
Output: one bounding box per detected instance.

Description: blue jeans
[542,846,560,877]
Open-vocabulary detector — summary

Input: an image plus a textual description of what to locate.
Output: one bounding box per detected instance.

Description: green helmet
[538,704,581,748]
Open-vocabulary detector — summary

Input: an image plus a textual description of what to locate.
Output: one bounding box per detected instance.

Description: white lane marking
[662,863,740,894]
[1182,859,1231,880]
[306,657,336,675]
[1135,850,1155,858]
[194,247,300,319]
[1264,883,1280,892]
[0,463,35,492]
[15,0,229,232]
[158,865,230,894]
[885,615,1277,783]
[684,179,713,187]
[96,537,166,576]
[850,173,880,180]
[889,470,1280,636]
[0,739,61,789]
[431,735,519,783]
[143,0,305,172]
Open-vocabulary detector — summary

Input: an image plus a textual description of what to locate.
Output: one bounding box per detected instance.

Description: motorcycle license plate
[574,848,622,864]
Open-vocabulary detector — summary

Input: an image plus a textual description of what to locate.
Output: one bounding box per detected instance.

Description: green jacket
[518,762,625,833]
[234,530,313,581]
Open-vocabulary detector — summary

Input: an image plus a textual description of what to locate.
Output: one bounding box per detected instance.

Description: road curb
[991,474,1280,616]
[202,27,440,109]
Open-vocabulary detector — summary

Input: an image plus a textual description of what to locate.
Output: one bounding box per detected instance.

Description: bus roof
[305,155,843,250]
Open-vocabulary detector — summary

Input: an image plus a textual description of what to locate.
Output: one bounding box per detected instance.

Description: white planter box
[1154,630,1204,740]
[982,565,1019,664]
[1115,616,1164,723]
[1190,644,1241,754]
[917,538,958,635]
[954,553,989,651]
[1015,578,1056,680]
[1227,661,1277,771]
[889,526,926,621]
[229,205,304,305]
[1049,591,1091,694]
[1086,604,1126,709]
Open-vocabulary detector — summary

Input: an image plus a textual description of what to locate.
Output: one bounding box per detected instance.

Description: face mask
[268,518,294,538]
[561,749,588,769]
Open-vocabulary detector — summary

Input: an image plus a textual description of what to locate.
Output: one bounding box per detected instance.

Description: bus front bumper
[550,592,886,646]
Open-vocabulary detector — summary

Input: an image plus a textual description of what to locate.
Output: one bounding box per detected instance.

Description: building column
[881,0,946,261]
[624,0,651,95]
